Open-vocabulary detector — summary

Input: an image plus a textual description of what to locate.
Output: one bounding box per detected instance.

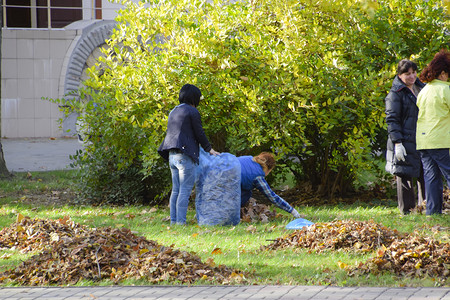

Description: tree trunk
[0,11,12,178]
[0,142,11,178]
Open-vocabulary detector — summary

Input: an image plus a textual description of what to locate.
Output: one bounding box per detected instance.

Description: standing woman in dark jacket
[385,59,425,214]
[158,84,220,225]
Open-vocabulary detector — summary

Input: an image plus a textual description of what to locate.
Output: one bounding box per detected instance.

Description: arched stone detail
[59,20,117,134]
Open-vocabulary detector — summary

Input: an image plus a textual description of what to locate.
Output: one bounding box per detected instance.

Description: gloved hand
[291,208,301,218]
[394,143,407,161]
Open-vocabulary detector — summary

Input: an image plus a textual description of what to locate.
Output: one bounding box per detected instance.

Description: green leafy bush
[54,0,448,204]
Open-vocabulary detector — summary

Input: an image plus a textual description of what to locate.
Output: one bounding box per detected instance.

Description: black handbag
[385,149,418,178]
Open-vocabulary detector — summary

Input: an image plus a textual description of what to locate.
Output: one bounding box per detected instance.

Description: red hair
[419,49,450,83]
[253,152,276,172]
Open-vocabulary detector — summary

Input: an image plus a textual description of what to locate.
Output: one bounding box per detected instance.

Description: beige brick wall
[1,0,142,138]
[1,29,76,138]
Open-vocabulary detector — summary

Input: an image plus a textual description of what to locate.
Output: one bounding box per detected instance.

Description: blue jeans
[419,149,450,215]
[168,151,196,224]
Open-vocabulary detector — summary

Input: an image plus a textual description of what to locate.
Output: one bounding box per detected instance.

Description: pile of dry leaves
[263,219,404,253]
[412,187,450,214]
[262,219,449,280]
[0,215,243,286]
[348,236,450,279]
[0,214,90,252]
[240,198,282,223]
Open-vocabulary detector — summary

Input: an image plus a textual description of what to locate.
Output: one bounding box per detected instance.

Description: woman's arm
[253,176,293,213]
[189,108,212,152]
[385,91,404,143]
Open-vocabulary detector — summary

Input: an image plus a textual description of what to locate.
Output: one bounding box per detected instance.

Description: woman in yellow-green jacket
[416,49,450,215]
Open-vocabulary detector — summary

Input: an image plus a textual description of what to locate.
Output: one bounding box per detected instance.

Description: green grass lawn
[0,171,448,287]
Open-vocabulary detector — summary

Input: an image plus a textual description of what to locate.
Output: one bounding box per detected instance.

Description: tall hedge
[58,0,448,204]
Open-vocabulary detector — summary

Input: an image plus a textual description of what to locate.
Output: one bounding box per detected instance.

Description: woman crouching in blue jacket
[239,152,301,218]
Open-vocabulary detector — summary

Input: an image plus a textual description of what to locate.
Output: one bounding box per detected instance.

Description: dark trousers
[419,149,450,215]
[241,189,252,207]
[396,167,425,214]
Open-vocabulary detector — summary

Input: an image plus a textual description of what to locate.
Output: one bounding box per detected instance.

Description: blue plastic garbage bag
[285,218,314,230]
[195,148,241,226]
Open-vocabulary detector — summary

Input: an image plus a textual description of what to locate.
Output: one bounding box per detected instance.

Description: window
[3,0,83,28]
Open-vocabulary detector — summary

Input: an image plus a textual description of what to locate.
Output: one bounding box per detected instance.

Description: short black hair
[179,84,202,107]
[397,59,418,75]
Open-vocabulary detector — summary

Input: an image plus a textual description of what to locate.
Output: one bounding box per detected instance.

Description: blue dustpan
[286,218,314,230]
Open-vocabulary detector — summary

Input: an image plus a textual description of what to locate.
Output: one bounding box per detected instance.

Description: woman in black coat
[385,59,425,214]
[158,84,220,224]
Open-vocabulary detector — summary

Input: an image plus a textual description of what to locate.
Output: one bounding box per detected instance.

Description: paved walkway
[2,137,82,172]
[0,285,449,300]
[1,138,449,299]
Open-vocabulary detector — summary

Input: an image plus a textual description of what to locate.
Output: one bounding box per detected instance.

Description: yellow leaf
[16,213,24,223]
[140,248,149,255]
[354,242,363,249]
[337,261,348,269]
[444,0,450,15]
[192,233,198,238]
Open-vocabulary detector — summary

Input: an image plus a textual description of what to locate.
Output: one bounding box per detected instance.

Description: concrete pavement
[0,285,449,300]
[2,137,82,172]
[0,138,449,299]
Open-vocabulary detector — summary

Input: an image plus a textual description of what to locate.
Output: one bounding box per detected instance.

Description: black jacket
[158,103,212,164]
[385,76,425,178]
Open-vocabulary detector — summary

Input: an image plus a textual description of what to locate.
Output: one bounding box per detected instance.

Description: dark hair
[397,59,418,75]
[419,49,450,83]
[179,84,202,107]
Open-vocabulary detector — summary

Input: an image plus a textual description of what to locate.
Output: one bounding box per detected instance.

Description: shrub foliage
[54,0,449,204]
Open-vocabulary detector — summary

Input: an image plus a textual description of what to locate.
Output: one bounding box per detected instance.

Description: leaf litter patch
[0,215,244,286]
[348,236,449,280]
[240,198,283,223]
[262,219,449,280]
[263,219,402,253]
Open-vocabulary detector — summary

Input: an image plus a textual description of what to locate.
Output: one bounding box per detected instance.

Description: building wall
[1,28,76,137]
[1,0,141,138]
[101,1,127,20]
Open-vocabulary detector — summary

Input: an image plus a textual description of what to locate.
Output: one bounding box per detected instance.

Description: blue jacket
[238,156,265,190]
[158,103,212,164]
